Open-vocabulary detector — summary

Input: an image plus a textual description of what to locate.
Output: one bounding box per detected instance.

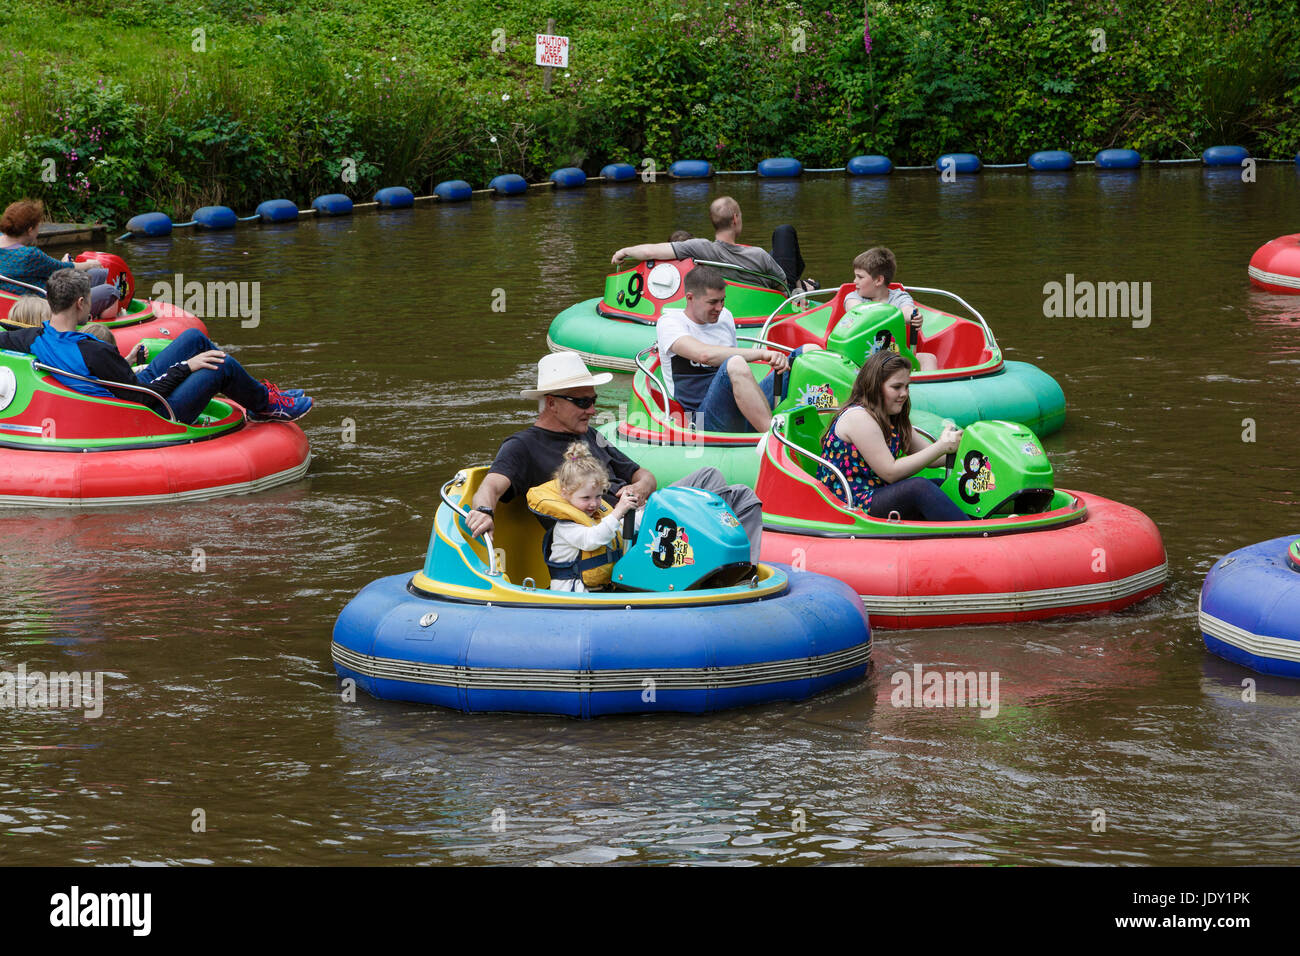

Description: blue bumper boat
[1199,536,1300,678]
[332,467,872,717]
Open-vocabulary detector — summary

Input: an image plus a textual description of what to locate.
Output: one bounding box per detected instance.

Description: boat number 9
[625,272,644,308]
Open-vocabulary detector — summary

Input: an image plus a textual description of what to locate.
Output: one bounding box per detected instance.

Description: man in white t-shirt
[656,264,791,433]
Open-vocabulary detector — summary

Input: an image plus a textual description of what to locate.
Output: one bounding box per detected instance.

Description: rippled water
[3,167,1299,865]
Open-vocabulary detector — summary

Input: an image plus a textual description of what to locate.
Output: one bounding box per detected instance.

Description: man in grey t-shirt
[611,196,807,292]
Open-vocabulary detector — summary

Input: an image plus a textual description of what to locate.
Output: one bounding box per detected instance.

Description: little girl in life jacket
[527,442,642,592]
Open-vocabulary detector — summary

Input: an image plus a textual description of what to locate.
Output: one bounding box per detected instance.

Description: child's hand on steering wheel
[939,424,962,452]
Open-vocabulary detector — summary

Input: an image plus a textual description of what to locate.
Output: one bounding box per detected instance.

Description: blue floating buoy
[255,199,299,222]
[192,205,237,229]
[1202,145,1248,167]
[488,174,528,195]
[757,157,802,178]
[433,180,472,202]
[549,167,587,188]
[846,155,892,176]
[374,186,415,208]
[1095,148,1142,169]
[935,153,981,174]
[1028,150,1074,171]
[668,160,713,179]
[124,212,173,237]
[600,163,636,182]
[312,193,354,216]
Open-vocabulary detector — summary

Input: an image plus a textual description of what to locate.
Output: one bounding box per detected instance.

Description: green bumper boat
[594,283,1067,486]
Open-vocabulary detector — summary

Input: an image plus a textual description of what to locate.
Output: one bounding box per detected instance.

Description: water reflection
[1025,172,1073,197]
[1200,655,1300,710]
[1092,168,1141,199]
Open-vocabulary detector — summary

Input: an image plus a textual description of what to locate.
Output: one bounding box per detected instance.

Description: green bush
[0,0,1295,226]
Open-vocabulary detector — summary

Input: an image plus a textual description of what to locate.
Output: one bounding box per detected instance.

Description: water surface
[3,167,1299,865]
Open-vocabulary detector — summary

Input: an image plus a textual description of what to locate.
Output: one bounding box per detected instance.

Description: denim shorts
[695,347,802,433]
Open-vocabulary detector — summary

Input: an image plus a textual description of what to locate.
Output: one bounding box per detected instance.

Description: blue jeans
[136,329,268,424]
[696,347,803,434]
[866,477,969,522]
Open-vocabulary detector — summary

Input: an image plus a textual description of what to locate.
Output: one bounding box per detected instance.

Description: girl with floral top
[817,351,969,521]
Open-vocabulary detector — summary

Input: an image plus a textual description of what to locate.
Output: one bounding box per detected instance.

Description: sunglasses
[553,394,597,409]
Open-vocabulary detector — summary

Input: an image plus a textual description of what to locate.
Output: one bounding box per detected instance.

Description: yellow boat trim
[410,565,787,607]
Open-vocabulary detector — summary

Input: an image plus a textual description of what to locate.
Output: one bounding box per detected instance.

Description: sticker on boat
[649,518,695,568]
[797,382,836,410]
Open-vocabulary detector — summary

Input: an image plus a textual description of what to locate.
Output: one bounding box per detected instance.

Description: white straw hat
[520,352,613,399]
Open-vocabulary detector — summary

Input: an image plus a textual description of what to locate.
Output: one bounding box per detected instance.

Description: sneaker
[248,381,313,423]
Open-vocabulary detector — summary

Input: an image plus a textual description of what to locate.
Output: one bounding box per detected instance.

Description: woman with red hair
[0,199,102,295]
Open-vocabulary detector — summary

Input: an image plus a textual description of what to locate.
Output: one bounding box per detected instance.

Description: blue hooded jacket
[28,323,113,397]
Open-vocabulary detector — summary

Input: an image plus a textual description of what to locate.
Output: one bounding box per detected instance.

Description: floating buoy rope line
[113,147,1297,241]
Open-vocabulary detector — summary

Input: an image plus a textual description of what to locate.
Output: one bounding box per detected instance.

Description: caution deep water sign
[535,34,569,68]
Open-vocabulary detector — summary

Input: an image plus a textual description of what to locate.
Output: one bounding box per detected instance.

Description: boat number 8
[958,451,989,504]
[625,272,644,308]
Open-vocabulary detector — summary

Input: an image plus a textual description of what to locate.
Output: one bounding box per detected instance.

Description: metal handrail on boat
[768,415,854,509]
[735,335,795,353]
[441,471,501,577]
[691,258,790,295]
[32,361,178,422]
[756,286,840,341]
[903,286,998,351]
[0,272,48,296]
[634,344,674,422]
[758,285,999,354]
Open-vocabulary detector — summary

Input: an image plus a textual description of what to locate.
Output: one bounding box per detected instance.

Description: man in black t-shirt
[487,421,645,503]
[466,353,764,562]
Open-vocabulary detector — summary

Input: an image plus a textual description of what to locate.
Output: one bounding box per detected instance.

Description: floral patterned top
[817,406,902,508]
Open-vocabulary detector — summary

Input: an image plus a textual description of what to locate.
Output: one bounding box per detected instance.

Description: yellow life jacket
[526,480,625,588]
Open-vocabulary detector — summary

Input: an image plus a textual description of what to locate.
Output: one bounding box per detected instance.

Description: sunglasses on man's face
[553,394,597,409]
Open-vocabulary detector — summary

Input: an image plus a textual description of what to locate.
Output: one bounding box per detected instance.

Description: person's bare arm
[617,467,656,503]
[668,334,790,373]
[465,472,512,537]
[837,408,958,483]
[612,242,676,267]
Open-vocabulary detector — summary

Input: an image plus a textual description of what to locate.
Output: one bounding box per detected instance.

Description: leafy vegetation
[1,0,1295,225]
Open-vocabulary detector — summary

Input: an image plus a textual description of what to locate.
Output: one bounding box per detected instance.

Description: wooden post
[542,18,555,92]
